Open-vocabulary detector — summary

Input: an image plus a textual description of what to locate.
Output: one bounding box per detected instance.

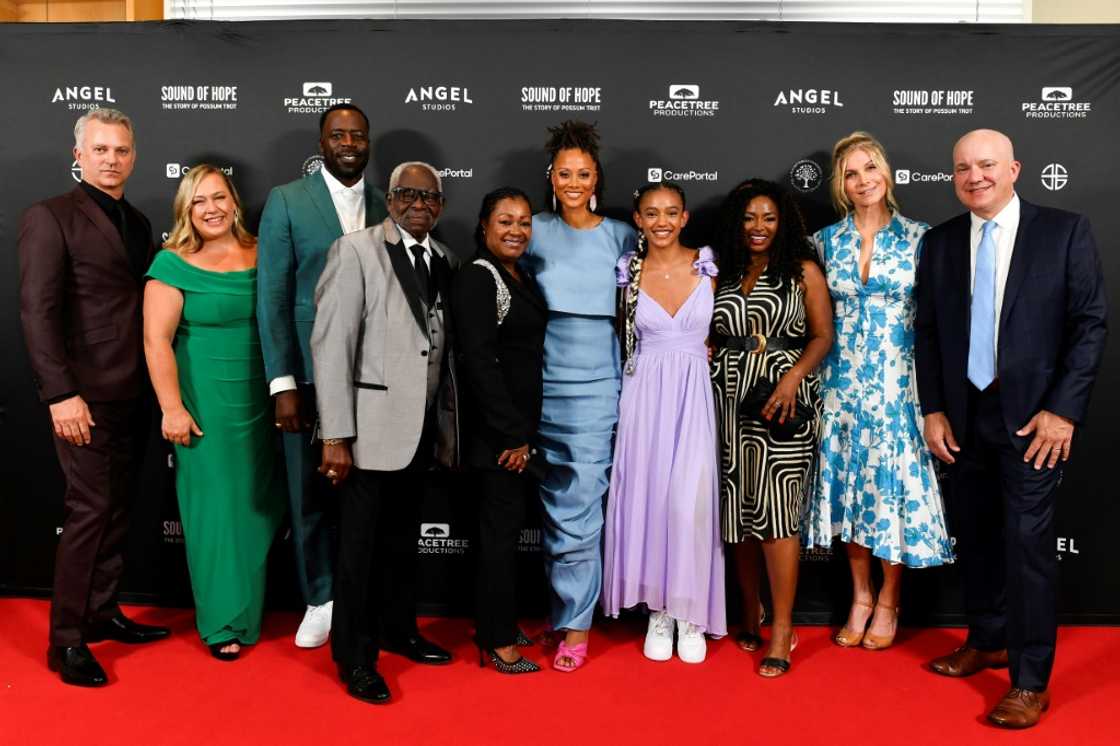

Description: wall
[1033,0,1120,23]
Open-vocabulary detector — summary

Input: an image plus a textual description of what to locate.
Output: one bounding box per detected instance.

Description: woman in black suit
[452,187,548,674]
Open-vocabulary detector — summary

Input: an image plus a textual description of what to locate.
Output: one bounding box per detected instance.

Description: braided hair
[713,178,819,290]
[622,181,688,375]
[543,120,605,212]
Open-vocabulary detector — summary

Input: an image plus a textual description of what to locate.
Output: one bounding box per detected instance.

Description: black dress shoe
[338,664,391,704]
[47,644,108,687]
[86,614,171,644]
[382,633,452,665]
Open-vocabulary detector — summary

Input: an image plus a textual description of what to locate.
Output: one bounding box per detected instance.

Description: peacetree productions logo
[161,84,239,111]
[789,159,824,193]
[773,88,844,115]
[418,523,469,555]
[891,88,975,116]
[405,85,473,112]
[647,166,718,183]
[521,85,602,113]
[1022,86,1092,120]
[893,168,953,186]
[649,83,720,118]
[284,81,352,115]
[51,84,116,111]
[1040,163,1069,191]
[166,163,234,179]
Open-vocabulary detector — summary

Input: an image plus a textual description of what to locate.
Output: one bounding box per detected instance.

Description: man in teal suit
[257,103,388,648]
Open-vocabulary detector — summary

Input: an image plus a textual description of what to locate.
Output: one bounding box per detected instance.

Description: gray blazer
[311,217,460,471]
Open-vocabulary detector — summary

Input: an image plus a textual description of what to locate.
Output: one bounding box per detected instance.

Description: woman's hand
[763,372,802,425]
[162,407,203,446]
[498,444,530,473]
[319,441,353,486]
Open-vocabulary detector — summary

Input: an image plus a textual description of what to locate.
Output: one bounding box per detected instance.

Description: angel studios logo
[284,81,351,115]
[649,83,720,118]
[51,84,117,111]
[405,84,474,112]
[773,88,844,115]
[418,523,469,555]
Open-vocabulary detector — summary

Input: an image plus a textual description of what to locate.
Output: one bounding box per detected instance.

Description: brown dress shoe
[988,688,1050,729]
[929,646,1009,677]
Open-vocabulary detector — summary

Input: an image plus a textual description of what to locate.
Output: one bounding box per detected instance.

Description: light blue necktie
[968,220,997,390]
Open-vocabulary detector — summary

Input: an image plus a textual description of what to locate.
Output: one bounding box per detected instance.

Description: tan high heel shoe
[833,600,874,648]
[862,604,900,651]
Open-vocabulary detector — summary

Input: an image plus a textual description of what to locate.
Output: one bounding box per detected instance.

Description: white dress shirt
[969,192,1021,364]
[268,170,368,396]
[397,224,433,271]
[321,167,366,235]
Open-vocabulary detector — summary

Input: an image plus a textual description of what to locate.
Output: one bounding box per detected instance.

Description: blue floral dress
[803,214,954,567]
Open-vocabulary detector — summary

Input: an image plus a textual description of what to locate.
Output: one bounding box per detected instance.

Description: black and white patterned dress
[711,273,822,542]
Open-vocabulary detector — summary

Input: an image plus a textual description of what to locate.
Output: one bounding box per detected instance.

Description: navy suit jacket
[915,198,1107,445]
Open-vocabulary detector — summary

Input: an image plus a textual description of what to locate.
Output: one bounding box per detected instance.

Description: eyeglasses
[390,187,443,206]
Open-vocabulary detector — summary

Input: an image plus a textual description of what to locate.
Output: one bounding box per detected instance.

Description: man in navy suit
[915,129,1107,728]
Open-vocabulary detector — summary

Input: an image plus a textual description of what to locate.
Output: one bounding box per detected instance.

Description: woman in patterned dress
[711,179,833,677]
[803,132,954,651]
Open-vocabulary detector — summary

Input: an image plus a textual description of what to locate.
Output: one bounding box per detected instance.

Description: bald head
[952,128,1020,219]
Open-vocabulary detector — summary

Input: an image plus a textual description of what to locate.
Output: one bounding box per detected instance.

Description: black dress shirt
[79,180,152,279]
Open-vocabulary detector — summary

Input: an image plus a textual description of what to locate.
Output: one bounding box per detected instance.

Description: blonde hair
[164,165,255,254]
[829,131,899,217]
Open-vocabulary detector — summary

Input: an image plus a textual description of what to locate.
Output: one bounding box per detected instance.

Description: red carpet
[2,599,1117,745]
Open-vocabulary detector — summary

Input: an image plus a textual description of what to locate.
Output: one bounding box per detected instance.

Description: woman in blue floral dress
[804,132,953,651]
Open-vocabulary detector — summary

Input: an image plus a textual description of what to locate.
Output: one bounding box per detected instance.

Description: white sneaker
[643,610,674,661]
[676,620,707,664]
[294,601,332,648]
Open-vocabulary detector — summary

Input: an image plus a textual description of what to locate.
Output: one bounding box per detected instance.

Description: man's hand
[49,395,96,446]
[319,440,353,486]
[923,412,960,464]
[273,389,307,433]
[498,444,530,473]
[1017,410,1074,470]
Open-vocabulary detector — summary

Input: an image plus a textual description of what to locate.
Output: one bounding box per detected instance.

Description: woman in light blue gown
[522,120,636,671]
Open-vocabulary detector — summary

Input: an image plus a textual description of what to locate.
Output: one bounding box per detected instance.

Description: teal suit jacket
[257,171,388,385]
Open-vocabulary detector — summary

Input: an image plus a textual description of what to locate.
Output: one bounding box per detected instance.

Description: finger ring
[326,469,339,479]
[274,422,282,429]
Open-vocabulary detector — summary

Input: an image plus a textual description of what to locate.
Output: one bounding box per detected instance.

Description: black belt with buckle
[716,333,809,354]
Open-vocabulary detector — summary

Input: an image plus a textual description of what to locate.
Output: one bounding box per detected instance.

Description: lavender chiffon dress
[601,247,726,636]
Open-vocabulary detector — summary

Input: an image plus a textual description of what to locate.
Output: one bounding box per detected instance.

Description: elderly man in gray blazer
[311,161,459,705]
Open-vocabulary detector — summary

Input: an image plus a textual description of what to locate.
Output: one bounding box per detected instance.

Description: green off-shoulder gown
[147,250,284,646]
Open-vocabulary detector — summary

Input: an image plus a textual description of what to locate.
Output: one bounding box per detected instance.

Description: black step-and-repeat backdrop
[2,20,1117,624]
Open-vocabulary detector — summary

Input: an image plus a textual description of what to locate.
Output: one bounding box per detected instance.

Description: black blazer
[450,251,547,470]
[915,198,1107,443]
[18,186,156,403]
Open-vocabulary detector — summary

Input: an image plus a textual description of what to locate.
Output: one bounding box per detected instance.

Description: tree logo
[420,523,450,538]
[302,154,325,178]
[1041,86,1072,101]
[302,82,333,97]
[1041,163,1068,192]
[669,84,700,100]
[789,159,823,193]
[70,160,82,183]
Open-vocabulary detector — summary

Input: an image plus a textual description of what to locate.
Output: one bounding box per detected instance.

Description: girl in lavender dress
[601,182,726,664]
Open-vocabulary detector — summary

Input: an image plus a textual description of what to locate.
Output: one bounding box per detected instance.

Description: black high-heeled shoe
[209,640,241,661]
[477,645,541,674]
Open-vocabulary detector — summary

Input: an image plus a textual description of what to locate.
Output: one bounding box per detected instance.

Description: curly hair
[713,178,819,289]
[543,119,605,211]
[621,182,688,374]
[474,186,533,253]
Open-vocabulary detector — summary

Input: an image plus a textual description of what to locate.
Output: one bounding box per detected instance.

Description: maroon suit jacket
[18,185,155,403]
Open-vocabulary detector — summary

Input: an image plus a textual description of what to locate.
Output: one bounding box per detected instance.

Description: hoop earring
[589,194,598,212]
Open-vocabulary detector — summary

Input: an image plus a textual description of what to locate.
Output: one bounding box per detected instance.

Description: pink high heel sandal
[553,641,588,672]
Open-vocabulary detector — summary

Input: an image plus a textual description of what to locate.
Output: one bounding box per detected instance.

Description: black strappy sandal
[736,631,764,652]
[758,656,791,677]
[209,640,241,661]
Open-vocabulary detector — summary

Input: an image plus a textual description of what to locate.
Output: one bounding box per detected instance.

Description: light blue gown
[523,212,637,631]
[803,214,954,567]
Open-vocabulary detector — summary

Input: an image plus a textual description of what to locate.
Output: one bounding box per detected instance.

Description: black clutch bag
[742,378,815,441]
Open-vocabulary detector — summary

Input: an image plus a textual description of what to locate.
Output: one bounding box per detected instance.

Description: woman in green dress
[143,165,283,660]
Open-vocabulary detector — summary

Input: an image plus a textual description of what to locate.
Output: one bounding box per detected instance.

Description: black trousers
[474,469,534,650]
[949,384,1060,692]
[330,424,432,670]
[49,398,147,646]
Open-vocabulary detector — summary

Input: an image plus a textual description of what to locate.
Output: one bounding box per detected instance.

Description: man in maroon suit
[19,108,169,687]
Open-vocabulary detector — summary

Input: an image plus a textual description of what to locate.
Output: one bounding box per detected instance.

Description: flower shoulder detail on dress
[693,246,719,278]
[616,251,638,288]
